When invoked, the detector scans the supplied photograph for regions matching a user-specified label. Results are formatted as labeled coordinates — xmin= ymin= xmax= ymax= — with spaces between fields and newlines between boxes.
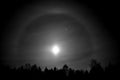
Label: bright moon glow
xmin=52 ymin=45 xmax=60 ymax=56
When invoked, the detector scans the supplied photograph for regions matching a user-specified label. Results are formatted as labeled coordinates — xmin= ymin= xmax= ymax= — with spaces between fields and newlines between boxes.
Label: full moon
xmin=52 ymin=45 xmax=60 ymax=56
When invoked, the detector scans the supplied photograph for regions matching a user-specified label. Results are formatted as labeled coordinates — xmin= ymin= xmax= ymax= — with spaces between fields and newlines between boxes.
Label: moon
xmin=52 ymin=45 xmax=60 ymax=56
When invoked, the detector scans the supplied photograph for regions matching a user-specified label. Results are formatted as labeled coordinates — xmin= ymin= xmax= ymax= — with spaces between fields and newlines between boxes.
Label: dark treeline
xmin=0 ymin=59 xmax=119 ymax=80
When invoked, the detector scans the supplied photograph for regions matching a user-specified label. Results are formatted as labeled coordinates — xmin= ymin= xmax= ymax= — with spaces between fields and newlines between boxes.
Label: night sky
xmin=1 ymin=0 xmax=120 ymax=69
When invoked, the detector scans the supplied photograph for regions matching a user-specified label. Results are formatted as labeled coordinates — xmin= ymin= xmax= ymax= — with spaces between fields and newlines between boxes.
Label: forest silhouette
xmin=0 ymin=59 xmax=119 ymax=80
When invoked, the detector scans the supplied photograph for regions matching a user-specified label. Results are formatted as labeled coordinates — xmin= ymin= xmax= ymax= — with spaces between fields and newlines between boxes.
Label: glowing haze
xmin=1 ymin=0 xmax=119 ymax=69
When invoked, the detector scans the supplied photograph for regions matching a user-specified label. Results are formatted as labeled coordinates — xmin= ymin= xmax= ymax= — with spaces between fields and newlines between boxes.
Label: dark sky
xmin=1 ymin=0 xmax=120 ymax=69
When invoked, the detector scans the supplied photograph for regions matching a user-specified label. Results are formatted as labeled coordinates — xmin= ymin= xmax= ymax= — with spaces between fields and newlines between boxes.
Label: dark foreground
xmin=0 ymin=60 xmax=119 ymax=80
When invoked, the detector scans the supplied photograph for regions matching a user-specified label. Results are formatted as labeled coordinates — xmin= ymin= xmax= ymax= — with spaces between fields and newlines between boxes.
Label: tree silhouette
xmin=63 ymin=64 xmax=69 ymax=70
xmin=89 ymin=59 xmax=104 ymax=80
